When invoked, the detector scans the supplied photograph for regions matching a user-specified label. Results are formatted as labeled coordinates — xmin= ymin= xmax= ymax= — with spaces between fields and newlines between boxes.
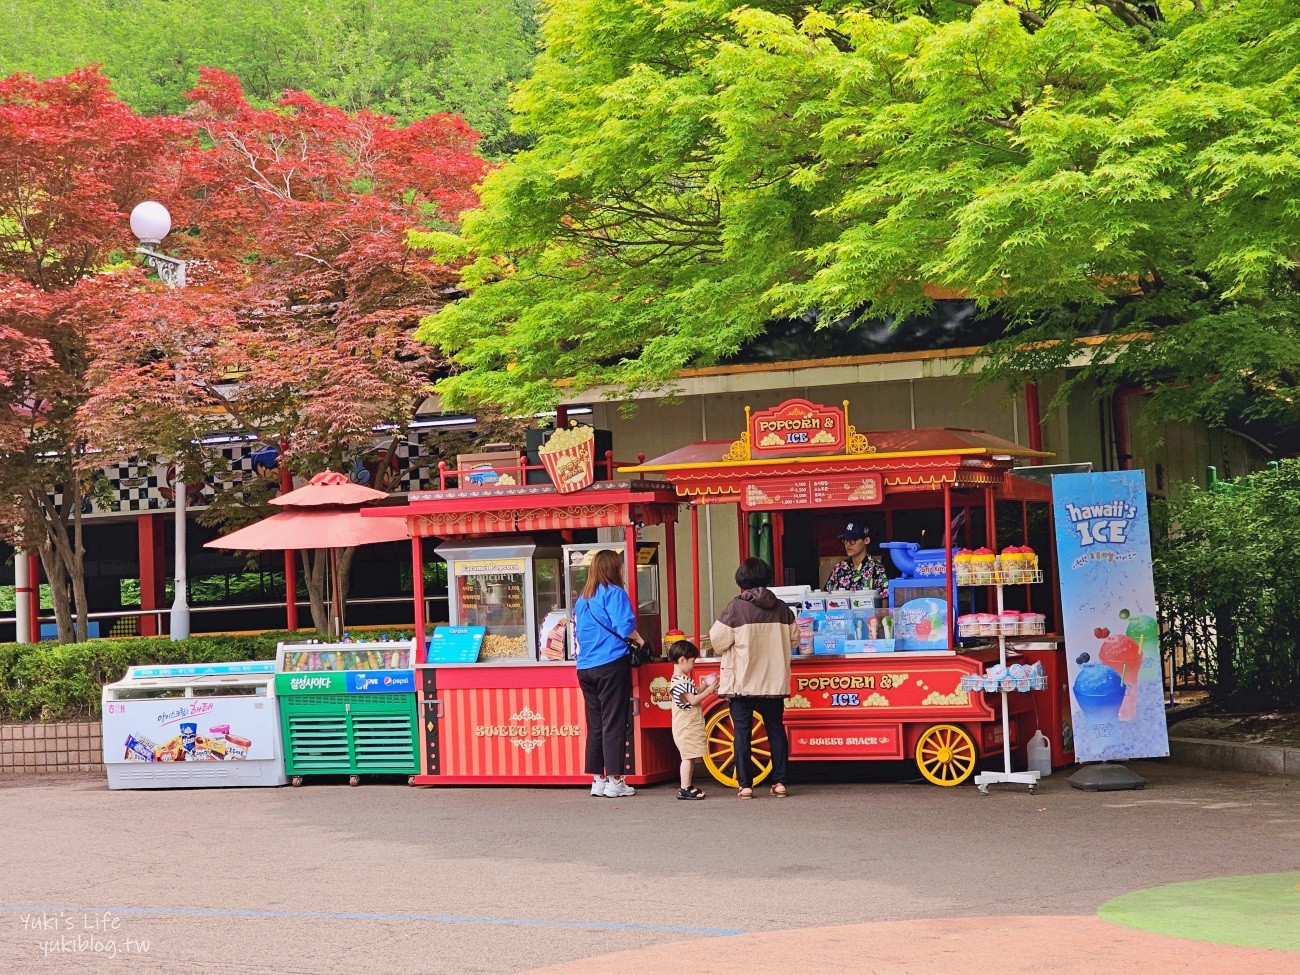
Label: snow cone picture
xmin=1071 ymin=652 xmax=1126 ymax=724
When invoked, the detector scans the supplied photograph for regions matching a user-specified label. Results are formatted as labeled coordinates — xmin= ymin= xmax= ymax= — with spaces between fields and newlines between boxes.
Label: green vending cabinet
xmin=275 ymin=641 xmax=419 ymax=786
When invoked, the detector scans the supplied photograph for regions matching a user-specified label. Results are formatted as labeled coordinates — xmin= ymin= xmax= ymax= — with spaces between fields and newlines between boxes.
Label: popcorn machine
xmin=436 ymin=539 xmax=563 ymax=661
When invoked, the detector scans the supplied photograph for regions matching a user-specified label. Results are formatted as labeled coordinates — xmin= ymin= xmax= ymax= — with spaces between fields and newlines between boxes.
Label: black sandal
xmin=677 ymin=787 xmax=706 ymax=800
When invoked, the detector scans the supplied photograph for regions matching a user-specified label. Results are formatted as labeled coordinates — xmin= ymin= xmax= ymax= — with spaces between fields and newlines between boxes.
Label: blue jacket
xmin=573 ymin=584 xmax=636 ymax=670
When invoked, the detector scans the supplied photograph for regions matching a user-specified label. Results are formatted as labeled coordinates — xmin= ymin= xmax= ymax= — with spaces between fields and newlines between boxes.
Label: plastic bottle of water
xmin=1027 ymin=730 xmax=1052 ymax=777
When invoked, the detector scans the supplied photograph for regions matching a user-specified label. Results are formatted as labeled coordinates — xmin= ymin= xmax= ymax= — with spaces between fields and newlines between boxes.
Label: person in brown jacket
xmin=709 ymin=557 xmax=800 ymax=798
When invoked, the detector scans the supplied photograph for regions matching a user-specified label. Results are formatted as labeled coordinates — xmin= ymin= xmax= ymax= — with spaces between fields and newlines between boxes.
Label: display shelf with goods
xmin=971 ymin=579 xmax=1044 ymax=795
xmin=102 ymin=662 xmax=286 ymax=789
xmin=274 ymin=639 xmax=419 ymax=786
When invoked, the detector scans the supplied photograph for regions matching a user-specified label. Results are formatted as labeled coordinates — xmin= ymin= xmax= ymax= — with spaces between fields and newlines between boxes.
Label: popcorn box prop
xmin=538 ymin=425 xmax=596 ymax=493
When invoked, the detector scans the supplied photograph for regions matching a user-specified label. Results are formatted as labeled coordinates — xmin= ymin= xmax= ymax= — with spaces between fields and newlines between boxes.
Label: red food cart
xmin=368 ymin=450 xmax=685 ymax=787
xmin=621 ymin=398 xmax=1073 ymax=789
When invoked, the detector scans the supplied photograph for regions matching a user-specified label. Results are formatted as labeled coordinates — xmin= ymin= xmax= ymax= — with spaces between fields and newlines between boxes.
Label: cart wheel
xmin=702 ymin=708 xmax=773 ymax=788
xmin=978 ymin=785 xmax=989 ymax=796
xmin=291 ymin=776 xmax=303 ymax=788
xmin=348 ymin=775 xmax=360 ymax=787
xmin=915 ymin=724 xmax=977 ymax=787
xmin=407 ymin=776 xmax=416 ymax=786
xmin=1028 ymin=784 xmax=1038 ymax=795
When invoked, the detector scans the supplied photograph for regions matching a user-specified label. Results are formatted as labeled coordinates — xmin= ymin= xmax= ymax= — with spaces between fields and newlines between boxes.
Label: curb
xmin=1168 ymin=735 xmax=1300 ymax=778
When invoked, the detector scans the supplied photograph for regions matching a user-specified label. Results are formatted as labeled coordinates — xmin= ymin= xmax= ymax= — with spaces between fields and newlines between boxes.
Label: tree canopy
xmin=424 ymin=0 xmax=1300 ymax=430
xmin=0 ymin=0 xmax=539 ymax=155
xmin=0 ymin=66 xmax=488 ymax=639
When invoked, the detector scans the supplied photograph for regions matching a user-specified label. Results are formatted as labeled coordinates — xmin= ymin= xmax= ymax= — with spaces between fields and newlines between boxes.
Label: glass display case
xmin=436 ymin=538 xmax=563 ymax=661
xmin=563 ymin=542 xmax=661 ymax=656
xmin=276 ymin=641 xmax=414 ymax=672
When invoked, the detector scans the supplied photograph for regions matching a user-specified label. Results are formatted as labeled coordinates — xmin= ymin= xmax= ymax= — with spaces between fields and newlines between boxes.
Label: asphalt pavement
xmin=2 ymin=761 xmax=1297 ymax=974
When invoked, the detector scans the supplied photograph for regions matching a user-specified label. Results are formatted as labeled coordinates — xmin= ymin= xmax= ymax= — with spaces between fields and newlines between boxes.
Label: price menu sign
xmin=740 ymin=474 xmax=883 ymax=511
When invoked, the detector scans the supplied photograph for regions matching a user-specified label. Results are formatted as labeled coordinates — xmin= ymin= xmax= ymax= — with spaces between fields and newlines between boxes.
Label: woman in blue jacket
xmin=573 ymin=549 xmax=645 ymax=798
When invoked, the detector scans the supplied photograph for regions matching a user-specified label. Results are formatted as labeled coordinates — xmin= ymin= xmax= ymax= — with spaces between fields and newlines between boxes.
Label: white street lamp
xmin=131 ymin=201 xmax=190 ymax=640
xmin=131 ymin=201 xmax=186 ymax=287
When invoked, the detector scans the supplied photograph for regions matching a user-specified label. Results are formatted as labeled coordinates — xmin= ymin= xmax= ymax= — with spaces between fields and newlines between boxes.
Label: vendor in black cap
xmin=824 ymin=521 xmax=889 ymax=600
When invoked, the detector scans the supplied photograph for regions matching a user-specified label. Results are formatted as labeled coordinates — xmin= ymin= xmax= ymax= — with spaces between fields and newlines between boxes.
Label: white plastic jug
xmin=1027 ymin=730 xmax=1052 ymax=777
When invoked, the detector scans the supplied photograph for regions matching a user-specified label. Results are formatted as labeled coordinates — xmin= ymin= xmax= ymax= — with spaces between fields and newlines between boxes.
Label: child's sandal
xmin=770 ymin=783 xmax=788 ymax=798
xmin=677 ymin=787 xmax=705 ymax=800
xmin=737 ymin=787 xmax=754 ymax=799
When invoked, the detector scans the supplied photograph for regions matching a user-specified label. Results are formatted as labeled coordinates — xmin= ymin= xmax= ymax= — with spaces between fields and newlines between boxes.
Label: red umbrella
xmin=269 ymin=470 xmax=389 ymax=508
xmin=204 ymin=509 xmax=408 ymax=550
xmin=205 ymin=471 xmax=408 ymax=637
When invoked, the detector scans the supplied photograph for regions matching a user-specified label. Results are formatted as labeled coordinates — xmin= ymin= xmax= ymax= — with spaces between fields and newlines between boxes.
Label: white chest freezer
xmin=102 ymin=661 xmax=286 ymax=789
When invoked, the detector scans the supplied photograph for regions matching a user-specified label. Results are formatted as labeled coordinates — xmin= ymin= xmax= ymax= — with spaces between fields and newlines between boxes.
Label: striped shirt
xmin=671 ymin=674 xmax=697 ymax=710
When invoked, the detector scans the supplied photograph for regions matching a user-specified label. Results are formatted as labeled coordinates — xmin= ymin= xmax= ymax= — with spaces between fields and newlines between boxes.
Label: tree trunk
xmin=70 ymin=493 xmax=90 ymax=642
xmin=336 ymin=547 xmax=354 ymax=622
xmin=36 ymin=537 xmax=73 ymax=643
xmin=31 ymin=485 xmax=87 ymax=643
xmin=302 ymin=550 xmax=329 ymax=636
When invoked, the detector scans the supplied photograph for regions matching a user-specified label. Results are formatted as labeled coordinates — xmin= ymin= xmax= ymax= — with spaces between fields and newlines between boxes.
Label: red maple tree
xmin=82 ymin=69 xmax=489 ymax=632
xmin=0 ymin=68 xmax=190 ymax=642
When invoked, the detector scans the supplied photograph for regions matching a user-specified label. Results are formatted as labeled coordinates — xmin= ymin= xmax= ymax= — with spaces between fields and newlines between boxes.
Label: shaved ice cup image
xmin=1072 ymin=662 xmax=1125 ymax=724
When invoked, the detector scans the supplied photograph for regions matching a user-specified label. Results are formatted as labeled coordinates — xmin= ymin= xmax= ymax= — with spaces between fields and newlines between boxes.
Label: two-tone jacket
xmin=708 ymin=588 xmax=799 ymax=697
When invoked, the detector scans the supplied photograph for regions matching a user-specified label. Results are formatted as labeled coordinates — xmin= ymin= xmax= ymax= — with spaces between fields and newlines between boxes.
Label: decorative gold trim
xmin=847 ymin=425 xmax=874 ymax=455
xmin=723 ymin=430 xmax=751 ymax=463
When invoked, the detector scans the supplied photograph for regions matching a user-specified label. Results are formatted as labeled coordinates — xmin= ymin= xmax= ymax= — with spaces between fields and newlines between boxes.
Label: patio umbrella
xmin=206 ymin=472 xmax=409 ymax=638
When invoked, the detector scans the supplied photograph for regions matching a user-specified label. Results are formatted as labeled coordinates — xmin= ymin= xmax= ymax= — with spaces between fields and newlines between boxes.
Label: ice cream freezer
xmin=101 ymin=661 xmax=286 ymax=789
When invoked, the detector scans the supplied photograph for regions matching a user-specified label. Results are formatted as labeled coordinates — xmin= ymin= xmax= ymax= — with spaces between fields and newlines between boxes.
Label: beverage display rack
xmin=968 ymin=569 xmax=1045 ymax=795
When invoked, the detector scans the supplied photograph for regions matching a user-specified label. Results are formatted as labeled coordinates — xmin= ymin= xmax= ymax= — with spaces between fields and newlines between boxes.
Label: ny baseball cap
xmin=839 ymin=522 xmax=870 ymax=541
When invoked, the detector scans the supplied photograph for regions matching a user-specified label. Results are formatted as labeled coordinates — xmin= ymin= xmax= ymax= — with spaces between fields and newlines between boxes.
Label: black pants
xmin=729 ymin=695 xmax=789 ymax=789
xmin=578 ymin=656 xmax=632 ymax=777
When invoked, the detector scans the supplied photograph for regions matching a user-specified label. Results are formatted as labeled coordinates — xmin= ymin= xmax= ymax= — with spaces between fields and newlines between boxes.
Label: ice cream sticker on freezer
xmin=1052 ymin=470 xmax=1169 ymax=763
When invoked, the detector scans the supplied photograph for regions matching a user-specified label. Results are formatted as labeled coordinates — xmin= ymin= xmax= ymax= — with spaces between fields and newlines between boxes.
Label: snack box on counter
xmin=845 ymin=639 xmax=896 ymax=654
xmin=812 ymin=635 xmax=896 ymax=655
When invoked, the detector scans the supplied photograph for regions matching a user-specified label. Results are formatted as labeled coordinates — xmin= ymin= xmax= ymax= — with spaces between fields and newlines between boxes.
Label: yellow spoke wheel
xmin=915 ymin=724 xmax=977 ymax=786
xmin=702 ymin=708 xmax=773 ymax=788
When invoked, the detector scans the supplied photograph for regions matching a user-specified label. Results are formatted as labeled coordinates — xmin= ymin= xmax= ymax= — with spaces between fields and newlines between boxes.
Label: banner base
xmin=1068 ymin=762 xmax=1146 ymax=792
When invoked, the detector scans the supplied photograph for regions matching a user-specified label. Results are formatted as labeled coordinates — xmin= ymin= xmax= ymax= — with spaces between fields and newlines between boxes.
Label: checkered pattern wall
xmin=51 ymin=430 xmax=448 ymax=520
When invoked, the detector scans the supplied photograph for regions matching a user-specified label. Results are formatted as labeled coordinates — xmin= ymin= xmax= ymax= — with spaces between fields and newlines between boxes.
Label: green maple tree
xmin=423 ymin=0 xmax=1300 ymax=434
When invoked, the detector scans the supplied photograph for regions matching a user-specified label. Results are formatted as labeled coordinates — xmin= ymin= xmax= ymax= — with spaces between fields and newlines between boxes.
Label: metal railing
xmin=1159 ymin=596 xmax=1216 ymax=702
xmin=0 ymin=593 xmax=450 ymax=640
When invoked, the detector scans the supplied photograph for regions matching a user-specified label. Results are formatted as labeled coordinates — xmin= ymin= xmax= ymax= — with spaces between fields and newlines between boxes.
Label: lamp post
xmin=131 ymin=201 xmax=190 ymax=640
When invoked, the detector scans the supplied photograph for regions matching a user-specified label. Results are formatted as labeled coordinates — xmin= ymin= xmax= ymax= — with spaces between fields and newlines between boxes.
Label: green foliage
xmin=1154 ymin=461 xmax=1300 ymax=708
xmin=0 ymin=0 xmax=539 ymax=156
xmin=0 ymin=629 xmax=419 ymax=721
xmin=0 ymin=634 xmax=278 ymax=721
xmin=425 ymin=0 xmax=1300 ymax=429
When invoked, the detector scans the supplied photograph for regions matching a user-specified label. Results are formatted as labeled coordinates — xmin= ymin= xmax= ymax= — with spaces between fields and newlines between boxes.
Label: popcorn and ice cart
xmin=274 ymin=640 xmax=418 ymax=786
xmin=622 ymin=398 xmax=1071 ymax=788
xmin=366 ymin=456 xmax=686 ymax=786
xmin=102 ymin=661 xmax=285 ymax=789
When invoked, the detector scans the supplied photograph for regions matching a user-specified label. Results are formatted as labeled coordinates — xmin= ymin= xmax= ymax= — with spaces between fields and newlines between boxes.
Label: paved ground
xmin=1 ymin=761 xmax=1298 ymax=974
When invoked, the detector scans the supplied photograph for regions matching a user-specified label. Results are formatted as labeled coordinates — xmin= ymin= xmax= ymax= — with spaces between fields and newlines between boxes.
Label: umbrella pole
xmin=330 ymin=549 xmax=344 ymax=640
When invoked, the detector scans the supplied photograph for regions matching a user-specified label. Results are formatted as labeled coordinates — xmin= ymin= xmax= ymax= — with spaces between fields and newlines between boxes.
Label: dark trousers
xmin=729 ymin=695 xmax=789 ymax=788
xmin=577 ymin=656 xmax=632 ymax=777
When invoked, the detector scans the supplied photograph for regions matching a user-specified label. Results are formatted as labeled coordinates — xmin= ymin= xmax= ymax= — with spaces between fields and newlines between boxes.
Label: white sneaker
xmin=603 ymin=778 xmax=635 ymax=798
xmin=591 ymin=776 xmax=608 ymax=797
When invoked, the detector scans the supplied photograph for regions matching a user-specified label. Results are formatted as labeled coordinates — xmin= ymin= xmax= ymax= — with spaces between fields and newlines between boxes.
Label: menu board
xmin=740 ymin=474 xmax=883 ymax=511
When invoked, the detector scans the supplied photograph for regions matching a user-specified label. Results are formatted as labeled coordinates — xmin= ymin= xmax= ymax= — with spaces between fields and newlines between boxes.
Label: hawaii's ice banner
xmin=1052 ymin=470 xmax=1169 ymax=763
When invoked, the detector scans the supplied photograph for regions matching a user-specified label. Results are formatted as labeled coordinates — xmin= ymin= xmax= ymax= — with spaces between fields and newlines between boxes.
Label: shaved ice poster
xmin=1052 ymin=470 xmax=1169 ymax=763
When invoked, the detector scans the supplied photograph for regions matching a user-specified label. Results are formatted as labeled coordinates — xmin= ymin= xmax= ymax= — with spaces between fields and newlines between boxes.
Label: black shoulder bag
xmin=581 ymin=597 xmax=653 ymax=666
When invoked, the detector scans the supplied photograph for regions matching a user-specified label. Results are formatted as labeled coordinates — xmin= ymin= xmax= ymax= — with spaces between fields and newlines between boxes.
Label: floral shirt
xmin=824 ymin=557 xmax=889 ymax=597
